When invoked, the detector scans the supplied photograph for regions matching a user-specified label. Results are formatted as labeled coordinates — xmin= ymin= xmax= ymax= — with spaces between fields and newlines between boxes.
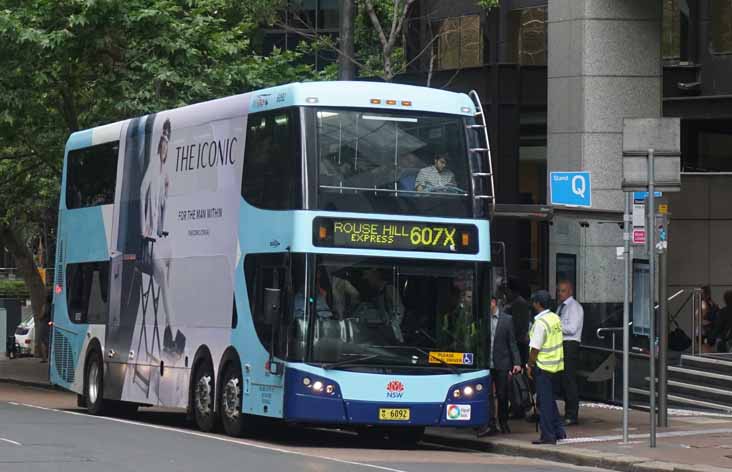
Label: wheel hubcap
xmin=223 ymin=377 xmax=241 ymax=421
xmin=88 ymin=361 xmax=99 ymax=405
xmin=195 ymin=374 xmax=212 ymax=417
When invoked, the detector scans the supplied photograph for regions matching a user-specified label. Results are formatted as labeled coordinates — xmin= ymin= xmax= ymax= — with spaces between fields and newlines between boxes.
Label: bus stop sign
xmin=550 ymin=172 xmax=591 ymax=208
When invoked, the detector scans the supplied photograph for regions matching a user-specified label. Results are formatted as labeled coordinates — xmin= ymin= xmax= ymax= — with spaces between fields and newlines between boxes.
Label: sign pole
xmin=658 ymin=223 xmax=668 ymax=428
xmin=647 ymin=149 xmax=657 ymax=448
xmin=623 ymin=191 xmax=632 ymax=444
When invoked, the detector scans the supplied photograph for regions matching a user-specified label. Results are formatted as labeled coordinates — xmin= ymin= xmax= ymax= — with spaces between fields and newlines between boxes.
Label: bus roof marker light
xmin=401 ymin=100 xmax=412 ymax=107
xmin=306 ymin=97 xmax=319 ymax=104
xmin=370 ymin=98 xmax=381 ymax=104
xmin=386 ymin=99 xmax=397 ymax=105
xmin=461 ymin=106 xmax=471 ymax=113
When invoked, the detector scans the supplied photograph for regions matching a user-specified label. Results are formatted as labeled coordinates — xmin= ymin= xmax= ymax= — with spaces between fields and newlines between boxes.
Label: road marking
xmin=561 ymin=427 xmax=732 ymax=445
xmin=0 ymin=437 xmax=22 ymax=446
xmin=11 ymin=402 xmax=407 ymax=472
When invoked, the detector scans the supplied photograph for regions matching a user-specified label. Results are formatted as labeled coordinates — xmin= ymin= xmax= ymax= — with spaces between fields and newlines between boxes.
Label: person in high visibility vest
xmin=526 ymin=290 xmax=566 ymax=445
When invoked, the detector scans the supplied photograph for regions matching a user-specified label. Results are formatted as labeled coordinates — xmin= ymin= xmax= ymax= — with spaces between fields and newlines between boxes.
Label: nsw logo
xmin=385 ymin=380 xmax=405 ymax=399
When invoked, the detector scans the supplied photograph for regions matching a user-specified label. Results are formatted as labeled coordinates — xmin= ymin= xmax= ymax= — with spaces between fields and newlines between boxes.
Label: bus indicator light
xmin=386 ymin=99 xmax=397 ymax=105
xmin=370 ymin=98 xmax=381 ymax=104
xmin=319 ymin=226 xmax=328 ymax=240
xmin=54 ymin=284 xmax=62 ymax=295
xmin=461 ymin=233 xmax=470 ymax=246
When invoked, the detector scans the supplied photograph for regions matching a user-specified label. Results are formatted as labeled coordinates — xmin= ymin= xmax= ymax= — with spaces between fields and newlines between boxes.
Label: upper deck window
xmin=66 ymin=141 xmax=119 ymax=209
xmin=312 ymin=109 xmax=473 ymax=217
xmin=242 ymin=108 xmax=302 ymax=210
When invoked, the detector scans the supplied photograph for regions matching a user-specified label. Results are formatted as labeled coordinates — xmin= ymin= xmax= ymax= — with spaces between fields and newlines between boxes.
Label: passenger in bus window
xmin=293 ymin=270 xmax=334 ymax=319
xmin=330 ymin=271 xmax=360 ymax=318
xmin=414 ymin=153 xmax=457 ymax=192
xmin=139 ymin=118 xmax=184 ymax=356
xmin=363 ymin=268 xmax=404 ymax=342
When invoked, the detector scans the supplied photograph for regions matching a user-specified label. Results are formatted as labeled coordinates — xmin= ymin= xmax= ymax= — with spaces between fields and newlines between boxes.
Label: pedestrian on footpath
xmin=557 ymin=280 xmax=583 ymax=426
xmin=526 ymin=290 xmax=566 ymax=445
xmin=477 ymin=296 xmax=522 ymax=437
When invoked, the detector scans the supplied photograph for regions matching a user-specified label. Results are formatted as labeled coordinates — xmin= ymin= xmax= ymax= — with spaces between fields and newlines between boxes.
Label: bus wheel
xmin=85 ymin=351 xmax=106 ymax=415
xmin=388 ymin=427 xmax=424 ymax=449
xmin=220 ymin=362 xmax=247 ymax=437
xmin=192 ymin=359 xmax=216 ymax=432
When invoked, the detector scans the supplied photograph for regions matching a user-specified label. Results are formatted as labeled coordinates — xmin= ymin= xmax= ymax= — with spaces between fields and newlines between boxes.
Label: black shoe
xmin=163 ymin=326 xmax=174 ymax=352
xmin=499 ymin=422 xmax=511 ymax=434
xmin=476 ymin=425 xmax=500 ymax=438
xmin=532 ymin=438 xmax=557 ymax=445
xmin=564 ymin=418 xmax=578 ymax=426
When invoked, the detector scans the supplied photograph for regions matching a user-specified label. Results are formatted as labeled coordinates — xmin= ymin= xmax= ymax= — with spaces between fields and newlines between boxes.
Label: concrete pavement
xmin=3 ymin=357 xmax=732 ymax=471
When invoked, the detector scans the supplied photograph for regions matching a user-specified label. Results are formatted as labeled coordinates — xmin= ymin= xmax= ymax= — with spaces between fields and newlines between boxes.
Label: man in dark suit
xmin=478 ymin=296 xmax=522 ymax=436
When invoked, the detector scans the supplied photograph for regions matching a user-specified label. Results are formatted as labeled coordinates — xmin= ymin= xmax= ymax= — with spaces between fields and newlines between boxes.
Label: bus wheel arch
xmin=189 ymin=346 xmax=217 ymax=432
xmin=83 ymin=340 xmax=106 ymax=415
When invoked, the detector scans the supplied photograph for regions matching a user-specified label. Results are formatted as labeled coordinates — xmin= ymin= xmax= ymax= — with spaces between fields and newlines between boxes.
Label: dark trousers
xmin=561 ymin=340 xmax=580 ymax=421
xmin=535 ymin=367 xmax=566 ymax=441
xmin=489 ymin=368 xmax=509 ymax=426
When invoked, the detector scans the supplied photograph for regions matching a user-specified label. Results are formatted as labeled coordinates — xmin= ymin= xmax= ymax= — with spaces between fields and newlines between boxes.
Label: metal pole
xmin=648 ymin=149 xmax=657 ymax=448
xmin=659 ymin=222 xmax=668 ymax=428
xmin=623 ymin=191 xmax=632 ymax=444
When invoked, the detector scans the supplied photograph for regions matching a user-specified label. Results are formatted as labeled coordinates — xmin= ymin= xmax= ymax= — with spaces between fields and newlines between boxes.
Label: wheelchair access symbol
xmin=462 ymin=353 xmax=474 ymax=365
xmin=550 ymin=172 xmax=592 ymax=208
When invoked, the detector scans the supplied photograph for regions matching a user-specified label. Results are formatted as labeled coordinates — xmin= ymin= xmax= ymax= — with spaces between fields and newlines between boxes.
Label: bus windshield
xmin=312 ymin=109 xmax=473 ymax=217
xmin=300 ymin=255 xmax=486 ymax=370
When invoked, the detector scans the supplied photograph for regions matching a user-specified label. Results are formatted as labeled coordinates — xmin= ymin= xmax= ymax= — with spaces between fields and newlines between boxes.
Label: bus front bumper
xmin=283 ymin=368 xmax=490 ymax=428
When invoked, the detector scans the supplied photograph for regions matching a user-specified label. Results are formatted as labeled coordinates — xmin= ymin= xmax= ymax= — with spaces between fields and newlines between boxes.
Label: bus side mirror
xmin=263 ymin=288 xmax=282 ymax=325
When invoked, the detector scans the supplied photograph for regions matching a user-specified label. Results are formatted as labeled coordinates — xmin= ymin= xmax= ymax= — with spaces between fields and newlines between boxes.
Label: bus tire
xmin=388 ymin=426 xmax=424 ymax=448
xmin=220 ymin=362 xmax=247 ymax=437
xmin=192 ymin=358 xmax=216 ymax=432
xmin=85 ymin=350 xmax=106 ymax=415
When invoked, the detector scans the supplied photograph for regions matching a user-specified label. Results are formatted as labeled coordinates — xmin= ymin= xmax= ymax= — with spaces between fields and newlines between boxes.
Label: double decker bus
xmin=50 ymin=81 xmax=496 ymax=443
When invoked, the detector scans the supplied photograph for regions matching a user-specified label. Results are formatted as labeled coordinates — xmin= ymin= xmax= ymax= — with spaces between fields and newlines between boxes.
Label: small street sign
xmin=633 ymin=229 xmax=646 ymax=245
xmin=550 ymin=171 xmax=591 ymax=207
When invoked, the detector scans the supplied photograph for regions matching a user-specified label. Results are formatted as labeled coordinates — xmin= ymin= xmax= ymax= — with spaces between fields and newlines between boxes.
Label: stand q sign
xmin=550 ymin=172 xmax=592 ymax=208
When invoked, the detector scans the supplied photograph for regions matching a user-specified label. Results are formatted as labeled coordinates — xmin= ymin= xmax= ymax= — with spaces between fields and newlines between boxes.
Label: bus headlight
xmin=303 ymin=377 xmax=311 ymax=386
xmin=453 ymin=388 xmax=462 ymax=399
xmin=312 ymin=381 xmax=324 ymax=392
xmin=475 ymin=383 xmax=483 ymax=392
xmin=463 ymin=386 xmax=474 ymax=397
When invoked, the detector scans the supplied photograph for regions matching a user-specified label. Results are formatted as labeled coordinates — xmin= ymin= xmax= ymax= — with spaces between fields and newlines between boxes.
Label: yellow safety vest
xmin=530 ymin=312 xmax=564 ymax=373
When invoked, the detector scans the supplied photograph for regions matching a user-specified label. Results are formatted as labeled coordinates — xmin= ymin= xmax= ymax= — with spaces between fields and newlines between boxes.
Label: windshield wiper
xmin=413 ymin=347 xmax=461 ymax=375
xmin=321 ymin=354 xmax=382 ymax=370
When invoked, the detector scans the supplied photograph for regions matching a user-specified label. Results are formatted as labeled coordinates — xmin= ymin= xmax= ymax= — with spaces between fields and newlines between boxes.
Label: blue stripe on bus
xmin=238 ymin=199 xmax=490 ymax=262
xmin=286 ymin=363 xmax=489 ymax=403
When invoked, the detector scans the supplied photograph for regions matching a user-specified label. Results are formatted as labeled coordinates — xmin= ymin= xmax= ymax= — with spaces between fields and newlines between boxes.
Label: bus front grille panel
xmin=53 ymin=329 xmax=75 ymax=384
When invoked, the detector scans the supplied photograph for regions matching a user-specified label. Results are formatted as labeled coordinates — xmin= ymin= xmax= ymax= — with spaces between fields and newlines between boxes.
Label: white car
xmin=14 ymin=317 xmax=35 ymax=356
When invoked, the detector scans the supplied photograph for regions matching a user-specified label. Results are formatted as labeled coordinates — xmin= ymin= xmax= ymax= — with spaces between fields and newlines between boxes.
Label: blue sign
xmin=633 ymin=191 xmax=662 ymax=202
xmin=550 ymin=172 xmax=591 ymax=208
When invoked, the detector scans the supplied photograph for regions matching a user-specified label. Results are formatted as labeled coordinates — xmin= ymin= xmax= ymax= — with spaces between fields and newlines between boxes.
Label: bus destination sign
xmin=313 ymin=217 xmax=478 ymax=254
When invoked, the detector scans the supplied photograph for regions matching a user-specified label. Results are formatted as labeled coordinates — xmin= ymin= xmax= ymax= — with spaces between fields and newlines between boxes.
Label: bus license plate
xmin=378 ymin=408 xmax=410 ymax=421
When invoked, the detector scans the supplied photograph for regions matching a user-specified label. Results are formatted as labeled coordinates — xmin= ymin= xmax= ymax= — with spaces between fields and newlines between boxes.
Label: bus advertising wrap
xmin=105 ymin=104 xmax=246 ymax=407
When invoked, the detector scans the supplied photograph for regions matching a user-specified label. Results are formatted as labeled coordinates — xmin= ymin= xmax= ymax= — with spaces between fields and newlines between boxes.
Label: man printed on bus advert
xmin=139 ymin=118 xmax=185 ymax=356
xmin=415 ymin=153 xmax=456 ymax=192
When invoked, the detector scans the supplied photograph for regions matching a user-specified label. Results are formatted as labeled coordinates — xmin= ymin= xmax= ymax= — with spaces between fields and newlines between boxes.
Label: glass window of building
xmin=433 ymin=15 xmax=483 ymax=70
xmin=662 ymin=0 xmax=691 ymax=61
xmin=508 ymin=7 xmax=547 ymax=66
xmin=712 ymin=0 xmax=732 ymax=54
